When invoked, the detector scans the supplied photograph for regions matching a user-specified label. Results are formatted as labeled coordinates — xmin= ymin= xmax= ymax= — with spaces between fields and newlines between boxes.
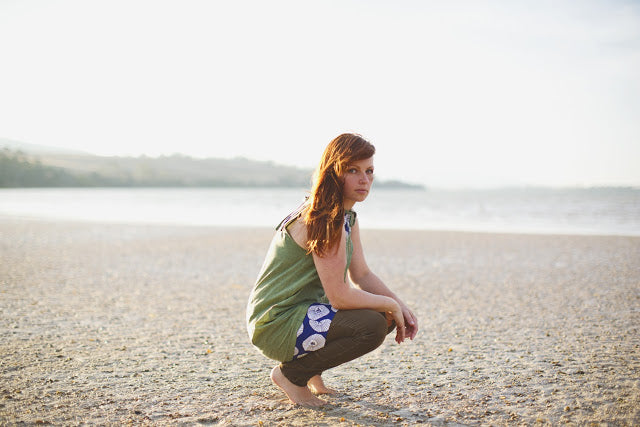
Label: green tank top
xmin=246 ymin=208 xmax=357 ymax=362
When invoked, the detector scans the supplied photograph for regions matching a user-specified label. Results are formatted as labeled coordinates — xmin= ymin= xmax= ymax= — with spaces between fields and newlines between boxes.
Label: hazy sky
xmin=1 ymin=0 xmax=639 ymax=188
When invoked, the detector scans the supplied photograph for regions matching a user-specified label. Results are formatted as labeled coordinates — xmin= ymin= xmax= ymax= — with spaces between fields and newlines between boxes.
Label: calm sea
xmin=1 ymin=187 xmax=639 ymax=236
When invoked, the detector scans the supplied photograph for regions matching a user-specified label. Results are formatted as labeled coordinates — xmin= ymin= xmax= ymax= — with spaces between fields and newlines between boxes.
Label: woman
xmin=246 ymin=133 xmax=418 ymax=407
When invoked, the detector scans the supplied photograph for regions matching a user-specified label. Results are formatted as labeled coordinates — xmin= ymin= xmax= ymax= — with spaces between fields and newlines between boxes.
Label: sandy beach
xmin=1 ymin=219 xmax=639 ymax=425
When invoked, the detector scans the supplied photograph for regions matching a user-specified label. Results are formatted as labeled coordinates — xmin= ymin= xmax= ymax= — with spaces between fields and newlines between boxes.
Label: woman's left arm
xmin=348 ymin=219 xmax=418 ymax=340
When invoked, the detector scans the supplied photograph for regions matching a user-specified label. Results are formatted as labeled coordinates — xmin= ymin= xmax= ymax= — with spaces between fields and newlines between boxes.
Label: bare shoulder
xmin=286 ymin=218 xmax=308 ymax=250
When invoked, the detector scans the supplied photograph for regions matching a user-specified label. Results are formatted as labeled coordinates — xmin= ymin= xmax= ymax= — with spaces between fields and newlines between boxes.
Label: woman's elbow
xmin=326 ymin=292 xmax=352 ymax=310
xmin=327 ymin=296 xmax=348 ymax=310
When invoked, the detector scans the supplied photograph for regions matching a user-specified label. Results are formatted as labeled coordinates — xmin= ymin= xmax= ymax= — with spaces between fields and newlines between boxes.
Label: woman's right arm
xmin=312 ymin=229 xmax=406 ymax=342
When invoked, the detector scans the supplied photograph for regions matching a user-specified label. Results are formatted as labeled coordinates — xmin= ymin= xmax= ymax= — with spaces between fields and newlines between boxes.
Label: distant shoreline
xmin=0 ymin=147 xmax=425 ymax=189
xmin=1 ymin=186 xmax=639 ymax=237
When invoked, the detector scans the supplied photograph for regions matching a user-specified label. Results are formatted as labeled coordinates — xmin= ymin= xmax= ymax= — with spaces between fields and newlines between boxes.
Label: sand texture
xmin=1 ymin=219 xmax=639 ymax=426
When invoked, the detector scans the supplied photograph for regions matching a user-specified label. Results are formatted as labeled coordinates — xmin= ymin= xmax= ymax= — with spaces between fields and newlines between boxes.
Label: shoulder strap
xmin=276 ymin=198 xmax=309 ymax=231
xmin=344 ymin=210 xmax=357 ymax=233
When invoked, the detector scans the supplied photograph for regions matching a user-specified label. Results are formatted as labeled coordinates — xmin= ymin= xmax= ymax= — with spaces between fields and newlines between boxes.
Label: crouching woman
xmin=246 ymin=133 xmax=418 ymax=406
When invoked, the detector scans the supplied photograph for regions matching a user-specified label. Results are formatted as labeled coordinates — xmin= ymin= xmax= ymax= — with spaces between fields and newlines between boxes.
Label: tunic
xmin=246 ymin=208 xmax=356 ymax=362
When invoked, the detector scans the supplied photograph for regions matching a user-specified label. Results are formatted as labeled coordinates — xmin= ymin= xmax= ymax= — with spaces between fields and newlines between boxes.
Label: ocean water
xmin=1 ymin=187 xmax=639 ymax=236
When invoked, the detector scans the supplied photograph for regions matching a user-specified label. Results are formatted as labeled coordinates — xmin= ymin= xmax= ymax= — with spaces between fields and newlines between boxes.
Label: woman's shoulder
xmin=286 ymin=218 xmax=308 ymax=250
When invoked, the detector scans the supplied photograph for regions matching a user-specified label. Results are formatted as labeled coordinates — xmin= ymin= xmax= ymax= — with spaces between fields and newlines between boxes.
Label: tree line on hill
xmin=0 ymin=149 xmax=111 ymax=187
xmin=0 ymin=148 xmax=424 ymax=189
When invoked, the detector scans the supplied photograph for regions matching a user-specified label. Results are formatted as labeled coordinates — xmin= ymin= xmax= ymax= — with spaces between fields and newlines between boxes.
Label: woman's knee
xmin=332 ymin=309 xmax=388 ymax=350
xmin=363 ymin=310 xmax=389 ymax=348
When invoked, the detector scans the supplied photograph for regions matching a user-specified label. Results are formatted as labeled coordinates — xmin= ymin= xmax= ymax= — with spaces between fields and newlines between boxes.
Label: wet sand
xmin=1 ymin=219 xmax=639 ymax=425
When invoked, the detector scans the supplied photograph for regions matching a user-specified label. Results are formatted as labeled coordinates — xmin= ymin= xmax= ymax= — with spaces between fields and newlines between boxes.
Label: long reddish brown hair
xmin=303 ymin=133 xmax=375 ymax=256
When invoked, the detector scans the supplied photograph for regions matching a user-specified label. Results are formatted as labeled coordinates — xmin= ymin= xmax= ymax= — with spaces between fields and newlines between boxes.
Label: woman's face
xmin=342 ymin=156 xmax=375 ymax=209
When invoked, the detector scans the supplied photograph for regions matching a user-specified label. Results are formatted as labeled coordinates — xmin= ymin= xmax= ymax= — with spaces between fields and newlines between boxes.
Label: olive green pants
xmin=279 ymin=309 xmax=395 ymax=387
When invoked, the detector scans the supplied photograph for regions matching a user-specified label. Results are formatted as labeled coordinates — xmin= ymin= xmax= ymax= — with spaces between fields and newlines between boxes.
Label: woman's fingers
xmin=401 ymin=306 xmax=418 ymax=340
xmin=406 ymin=311 xmax=418 ymax=340
xmin=405 ymin=323 xmax=418 ymax=340
xmin=389 ymin=308 xmax=405 ymax=343
xmin=395 ymin=325 xmax=405 ymax=344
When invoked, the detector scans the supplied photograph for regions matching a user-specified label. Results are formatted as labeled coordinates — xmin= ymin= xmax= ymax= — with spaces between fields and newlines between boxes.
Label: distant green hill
xmin=0 ymin=144 xmax=425 ymax=189
xmin=0 ymin=149 xmax=313 ymax=187
xmin=0 ymin=149 xmax=111 ymax=187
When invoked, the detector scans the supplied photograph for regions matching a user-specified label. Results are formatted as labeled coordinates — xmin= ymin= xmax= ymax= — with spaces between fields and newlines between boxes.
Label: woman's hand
xmin=387 ymin=301 xmax=418 ymax=343
xmin=386 ymin=301 xmax=406 ymax=344
xmin=400 ymin=302 xmax=418 ymax=340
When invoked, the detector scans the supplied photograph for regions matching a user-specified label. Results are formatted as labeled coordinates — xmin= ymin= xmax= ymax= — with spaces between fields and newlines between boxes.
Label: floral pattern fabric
xmin=293 ymin=303 xmax=337 ymax=359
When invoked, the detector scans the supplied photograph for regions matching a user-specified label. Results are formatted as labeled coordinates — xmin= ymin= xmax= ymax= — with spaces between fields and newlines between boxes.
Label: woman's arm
xmin=311 ymin=226 xmax=407 ymax=343
xmin=348 ymin=219 xmax=418 ymax=340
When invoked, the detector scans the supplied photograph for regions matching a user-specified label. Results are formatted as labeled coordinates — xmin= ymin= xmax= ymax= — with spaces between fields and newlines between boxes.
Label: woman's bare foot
xmin=270 ymin=366 xmax=327 ymax=407
xmin=307 ymin=375 xmax=337 ymax=395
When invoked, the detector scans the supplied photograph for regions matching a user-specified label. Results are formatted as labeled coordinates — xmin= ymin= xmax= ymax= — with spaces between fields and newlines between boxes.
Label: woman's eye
xmin=366 ymin=169 xmax=374 ymax=175
xmin=348 ymin=168 xmax=357 ymax=173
